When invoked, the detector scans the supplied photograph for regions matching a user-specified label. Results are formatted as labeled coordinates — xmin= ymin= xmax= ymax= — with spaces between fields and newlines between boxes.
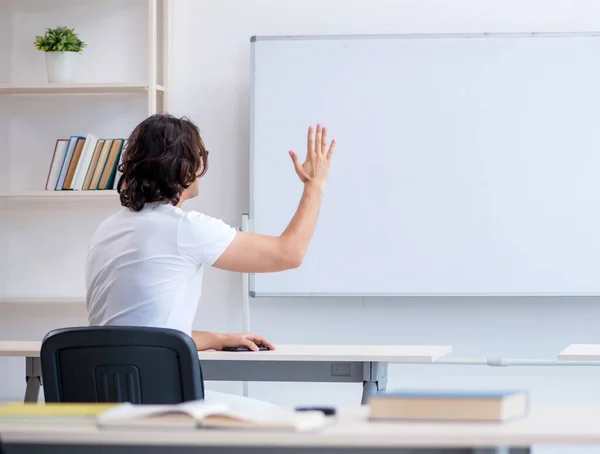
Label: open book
xmin=97 ymin=401 xmax=331 ymax=432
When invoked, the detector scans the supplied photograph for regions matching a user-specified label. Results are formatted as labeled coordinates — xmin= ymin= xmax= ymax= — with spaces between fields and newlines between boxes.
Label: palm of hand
xmin=298 ymin=160 xmax=315 ymax=182
xmin=289 ymin=124 xmax=335 ymax=186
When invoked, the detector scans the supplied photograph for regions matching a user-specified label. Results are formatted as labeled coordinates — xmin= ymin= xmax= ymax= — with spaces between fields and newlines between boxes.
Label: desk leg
xmin=24 ymin=357 xmax=41 ymax=403
xmin=361 ymin=362 xmax=388 ymax=404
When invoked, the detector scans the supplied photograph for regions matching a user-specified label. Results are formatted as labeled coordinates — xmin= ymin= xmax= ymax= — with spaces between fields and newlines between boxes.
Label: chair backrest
xmin=40 ymin=326 xmax=204 ymax=404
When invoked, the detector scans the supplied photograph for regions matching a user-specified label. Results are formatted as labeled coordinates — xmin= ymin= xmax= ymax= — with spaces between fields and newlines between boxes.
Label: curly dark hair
xmin=117 ymin=113 xmax=208 ymax=211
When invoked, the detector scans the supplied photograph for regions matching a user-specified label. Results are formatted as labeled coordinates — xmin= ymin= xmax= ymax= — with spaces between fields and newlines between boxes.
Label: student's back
xmin=83 ymin=114 xmax=335 ymax=409
xmin=85 ymin=202 xmax=236 ymax=336
xmin=84 ymin=114 xmax=334 ymax=352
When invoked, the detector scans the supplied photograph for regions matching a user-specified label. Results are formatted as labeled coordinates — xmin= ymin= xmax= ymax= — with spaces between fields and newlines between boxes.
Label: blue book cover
xmin=377 ymin=390 xmax=524 ymax=399
xmin=55 ymin=135 xmax=85 ymax=190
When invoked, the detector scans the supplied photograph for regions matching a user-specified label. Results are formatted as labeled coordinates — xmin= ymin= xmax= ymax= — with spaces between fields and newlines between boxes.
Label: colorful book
xmin=0 ymin=403 xmax=119 ymax=422
xmin=98 ymin=139 xmax=124 ymax=190
xmin=369 ymin=389 xmax=528 ymax=422
xmin=71 ymin=134 xmax=99 ymax=190
xmin=54 ymin=136 xmax=84 ymax=190
xmin=45 ymin=139 xmax=68 ymax=190
xmin=44 ymin=135 xmax=128 ymax=191
xmin=82 ymin=139 xmax=106 ymax=190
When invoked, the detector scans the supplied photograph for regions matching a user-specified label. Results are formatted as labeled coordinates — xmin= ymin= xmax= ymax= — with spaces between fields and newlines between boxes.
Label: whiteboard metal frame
xmin=248 ymin=292 xmax=600 ymax=298
xmin=247 ymin=31 xmax=600 ymax=299
xmin=250 ymin=32 xmax=600 ymax=42
xmin=241 ymin=213 xmax=251 ymax=397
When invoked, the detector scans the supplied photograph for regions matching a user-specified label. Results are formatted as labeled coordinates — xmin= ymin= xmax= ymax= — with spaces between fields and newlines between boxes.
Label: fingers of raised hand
xmin=327 ymin=138 xmax=336 ymax=161
xmin=307 ymin=126 xmax=314 ymax=157
xmin=314 ymin=124 xmax=322 ymax=156
xmin=321 ymin=127 xmax=328 ymax=156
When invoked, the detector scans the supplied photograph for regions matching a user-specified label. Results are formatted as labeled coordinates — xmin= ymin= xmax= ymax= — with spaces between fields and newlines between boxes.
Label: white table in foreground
xmin=0 ymin=342 xmax=452 ymax=404
xmin=2 ymin=405 xmax=600 ymax=454
xmin=558 ymin=344 xmax=600 ymax=361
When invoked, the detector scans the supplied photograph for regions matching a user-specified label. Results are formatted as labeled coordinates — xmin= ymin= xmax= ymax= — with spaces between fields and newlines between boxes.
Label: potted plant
xmin=34 ymin=26 xmax=86 ymax=84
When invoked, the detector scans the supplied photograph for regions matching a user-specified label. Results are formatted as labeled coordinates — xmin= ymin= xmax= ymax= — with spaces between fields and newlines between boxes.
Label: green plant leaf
xmin=33 ymin=26 xmax=86 ymax=52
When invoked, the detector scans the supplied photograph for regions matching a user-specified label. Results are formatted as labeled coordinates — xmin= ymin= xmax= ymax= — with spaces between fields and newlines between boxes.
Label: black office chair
xmin=40 ymin=326 xmax=204 ymax=404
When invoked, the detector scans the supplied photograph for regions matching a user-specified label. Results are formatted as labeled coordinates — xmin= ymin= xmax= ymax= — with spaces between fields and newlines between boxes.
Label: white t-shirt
xmin=84 ymin=202 xmax=237 ymax=336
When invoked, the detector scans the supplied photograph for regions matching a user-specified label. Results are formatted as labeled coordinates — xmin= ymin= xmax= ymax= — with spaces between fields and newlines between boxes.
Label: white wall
xmin=2 ymin=1 xmax=600 ymax=452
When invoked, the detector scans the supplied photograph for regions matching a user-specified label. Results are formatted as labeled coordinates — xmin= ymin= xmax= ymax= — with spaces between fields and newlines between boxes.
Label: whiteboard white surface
xmin=249 ymin=33 xmax=600 ymax=296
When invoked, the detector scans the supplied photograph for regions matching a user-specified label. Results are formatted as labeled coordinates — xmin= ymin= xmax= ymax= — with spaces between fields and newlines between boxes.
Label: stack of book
xmin=44 ymin=135 xmax=128 ymax=191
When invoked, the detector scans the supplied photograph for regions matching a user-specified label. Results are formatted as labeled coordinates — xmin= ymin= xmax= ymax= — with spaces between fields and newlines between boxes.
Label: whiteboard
xmin=249 ymin=33 xmax=600 ymax=297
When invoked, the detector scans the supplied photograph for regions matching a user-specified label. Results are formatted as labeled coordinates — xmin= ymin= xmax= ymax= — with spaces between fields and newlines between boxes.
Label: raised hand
xmin=289 ymin=124 xmax=336 ymax=190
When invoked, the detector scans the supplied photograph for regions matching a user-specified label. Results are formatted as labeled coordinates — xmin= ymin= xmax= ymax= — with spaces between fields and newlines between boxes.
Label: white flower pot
xmin=44 ymin=51 xmax=80 ymax=84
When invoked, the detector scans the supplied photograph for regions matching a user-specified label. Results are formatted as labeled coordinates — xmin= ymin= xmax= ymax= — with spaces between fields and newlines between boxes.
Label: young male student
xmin=84 ymin=113 xmax=335 ymax=405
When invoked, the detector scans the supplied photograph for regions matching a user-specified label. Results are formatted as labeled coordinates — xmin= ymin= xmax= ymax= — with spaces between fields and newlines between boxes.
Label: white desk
xmin=558 ymin=344 xmax=600 ymax=361
xmin=2 ymin=405 xmax=600 ymax=454
xmin=0 ymin=341 xmax=451 ymax=404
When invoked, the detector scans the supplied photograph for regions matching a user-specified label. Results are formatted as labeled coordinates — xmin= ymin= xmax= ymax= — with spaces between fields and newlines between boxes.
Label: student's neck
xmin=176 ymin=194 xmax=188 ymax=207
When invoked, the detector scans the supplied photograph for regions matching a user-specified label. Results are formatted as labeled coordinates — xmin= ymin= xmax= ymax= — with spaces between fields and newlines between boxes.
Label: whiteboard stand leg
xmin=241 ymin=213 xmax=251 ymax=398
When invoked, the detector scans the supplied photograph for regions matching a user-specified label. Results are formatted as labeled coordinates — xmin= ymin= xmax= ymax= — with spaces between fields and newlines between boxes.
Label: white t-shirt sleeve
xmin=177 ymin=211 xmax=237 ymax=265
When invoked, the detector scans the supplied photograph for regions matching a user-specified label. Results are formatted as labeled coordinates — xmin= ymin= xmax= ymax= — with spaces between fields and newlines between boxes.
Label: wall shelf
xmin=0 ymin=297 xmax=84 ymax=305
xmin=0 ymin=190 xmax=118 ymax=201
xmin=0 ymin=0 xmax=171 ymax=310
xmin=0 ymin=83 xmax=165 ymax=95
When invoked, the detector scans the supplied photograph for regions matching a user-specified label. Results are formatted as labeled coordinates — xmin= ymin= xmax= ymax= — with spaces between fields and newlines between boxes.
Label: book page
xmin=97 ymin=401 xmax=229 ymax=426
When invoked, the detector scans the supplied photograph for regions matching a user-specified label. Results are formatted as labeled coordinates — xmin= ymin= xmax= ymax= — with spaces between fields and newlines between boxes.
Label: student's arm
xmin=213 ymin=184 xmax=323 ymax=272
xmin=213 ymin=124 xmax=335 ymax=274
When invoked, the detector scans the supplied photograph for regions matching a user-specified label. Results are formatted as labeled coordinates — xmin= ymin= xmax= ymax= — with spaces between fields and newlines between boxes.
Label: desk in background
xmin=558 ymin=344 xmax=600 ymax=361
xmin=0 ymin=341 xmax=452 ymax=404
